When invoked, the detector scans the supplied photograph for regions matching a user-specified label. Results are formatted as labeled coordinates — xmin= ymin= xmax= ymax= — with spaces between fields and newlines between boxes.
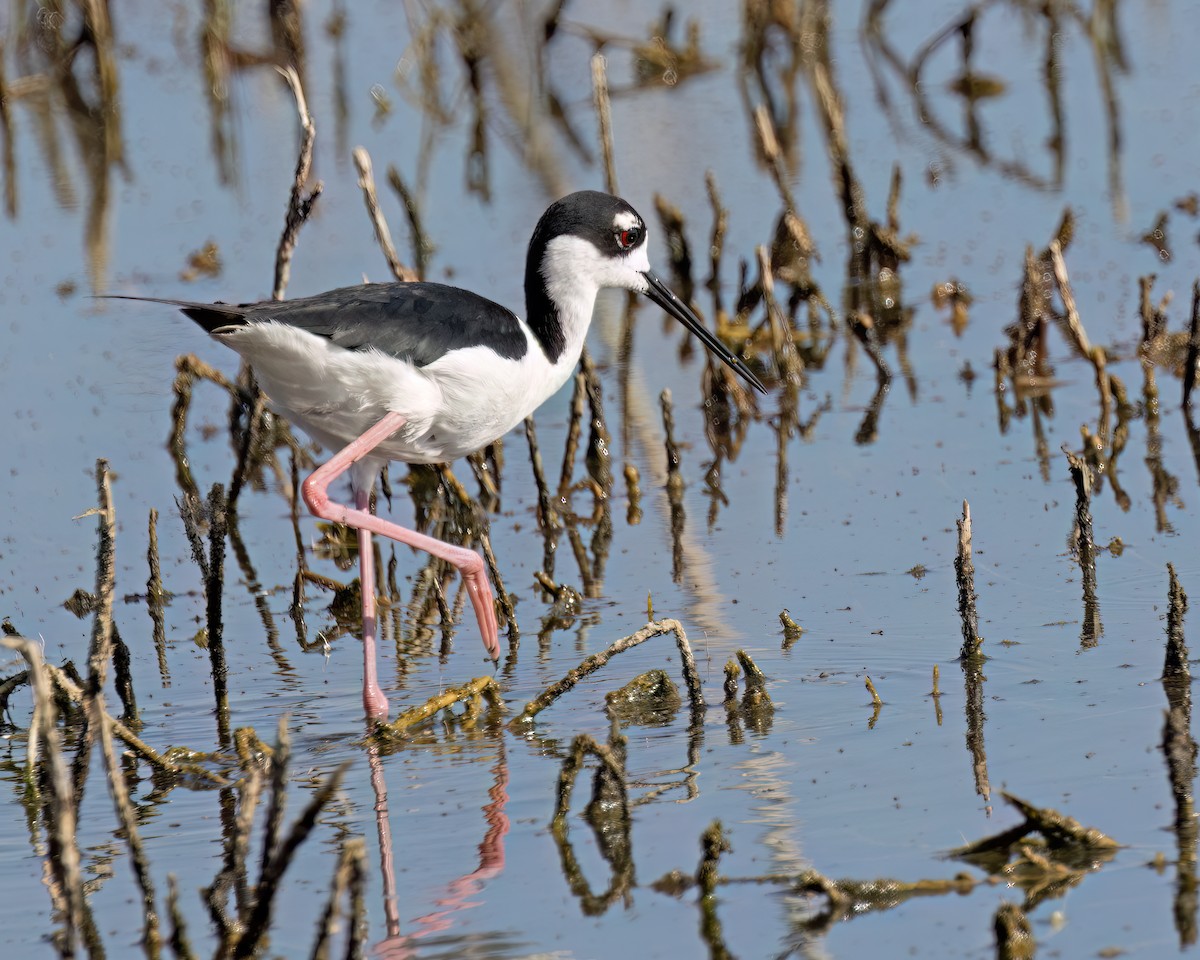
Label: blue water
xmin=2 ymin=1 xmax=1200 ymax=957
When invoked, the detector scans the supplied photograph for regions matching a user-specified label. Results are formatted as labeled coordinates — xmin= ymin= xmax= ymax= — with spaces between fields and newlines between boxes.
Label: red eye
xmin=617 ymin=226 xmax=643 ymax=250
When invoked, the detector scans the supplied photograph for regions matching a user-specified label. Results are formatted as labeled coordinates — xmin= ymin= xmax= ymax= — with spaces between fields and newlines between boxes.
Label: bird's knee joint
xmin=301 ymin=475 xmax=327 ymax=515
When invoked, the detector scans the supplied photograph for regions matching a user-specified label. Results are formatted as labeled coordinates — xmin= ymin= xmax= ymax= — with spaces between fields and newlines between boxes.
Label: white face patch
xmin=541 ymin=234 xmax=650 ymax=304
xmin=626 ymin=242 xmax=651 ymax=274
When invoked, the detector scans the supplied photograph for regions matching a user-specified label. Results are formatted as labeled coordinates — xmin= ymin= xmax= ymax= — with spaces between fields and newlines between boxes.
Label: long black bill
xmin=640 ymin=270 xmax=767 ymax=394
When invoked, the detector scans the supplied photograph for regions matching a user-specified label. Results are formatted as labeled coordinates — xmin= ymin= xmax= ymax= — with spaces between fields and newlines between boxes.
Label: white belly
xmin=219 ymin=321 xmax=575 ymax=463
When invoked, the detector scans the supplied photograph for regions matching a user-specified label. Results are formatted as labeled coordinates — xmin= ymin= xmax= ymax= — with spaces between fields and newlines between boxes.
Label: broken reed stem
xmin=1161 ymin=562 xmax=1197 ymax=925
xmin=696 ymin=819 xmax=735 ymax=960
xmin=272 ymin=65 xmax=323 ymax=301
xmin=955 ymin=500 xmax=982 ymax=659
xmin=807 ymin=18 xmax=869 ymax=235
xmin=994 ymin=902 xmax=1035 ymax=959
xmin=207 ymin=484 xmax=232 ymax=747
xmin=468 ymin=446 xmax=502 ymax=502
xmin=310 ymin=838 xmax=368 ymax=960
xmin=1092 ymin=347 xmax=1112 ymax=450
xmin=259 ymin=717 xmax=291 ymax=892
xmin=753 ymin=103 xmax=797 ymax=212
xmin=0 ymin=35 xmax=13 ymax=218
xmin=386 ymin=165 xmax=431 ymax=280
xmin=171 ymin=354 xmax=240 ymax=501
xmin=785 ymin=869 xmax=979 ymax=913
xmin=93 ymin=695 xmax=162 ymax=956
xmin=757 ymin=244 xmax=800 ymax=379
xmin=209 ymin=733 xmax=266 ymax=942
xmin=705 ymin=171 xmax=727 ymax=315
xmin=524 ymin=416 xmax=559 ymax=530
xmin=85 ymin=459 xmax=117 ymax=697
xmin=591 ymin=52 xmax=618 ymax=195
xmin=437 ymin=462 xmax=473 ymax=510
xmin=887 ymin=164 xmax=902 ymax=232
xmin=736 ymin=650 xmax=768 ymax=693
xmin=178 ymin=491 xmax=210 ymax=581
xmin=1050 ymin=239 xmax=1112 ymax=444
xmin=231 ymin=764 xmax=265 ymax=922
xmin=479 ymin=532 xmax=519 ymax=646
xmin=166 ymin=875 xmax=197 ymax=960
xmin=347 ymin=831 xmax=368 ymax=948
xmin=352 ymin=146 xmax=417 ymax=282
xmin=565 ymin=529 xmax=596 ymax=597
xmin=723 ymin=659 xmax=740 ymax=702
xmin=698 ymin=820 xmax=730 ymax=897
xmin=931 ymin=663 xmax=943 ymax=726
xmin=80 ymin=463 xmax=162 ymax=953
xmin=1165 ymin=563 xmax=1190 ymax=682
xmin=559 ymin=371 xmax=587 ymax=495
xmin=1048 ymin=239 xmax=1093 ymax=360
xmin=232 ymin=761 xmax=352 ymax=959
xmin=1063 ymin=447 xmax=1100 ymax=646
xmin=654 ymin=194 xmax=695 ymax=306
xmin=0 ymin=668 xmax=29 ymax=716
xmin=41 ymin=663 xmax=226 ymax=784
xmin=375 ymin=676 xmax=503 ymax=739
xmin=992 ymin=791 xmax=1120 ymax=850
xmin=552 ymin=733 xmax=630 ymax=830
xmin=288 ymin=455 xmax=312 ymax=640
xmin=847 ymin=312 xmax=892 ymax=381
xmin=579 ymin=349 xmax=614 ymax=493
xmin=1185 ymin=280 xmax=1200 ymax=409
xmin=147 ymin=508 xmax=170 ymax=685
xmin=779 ymin=609 xmax=802 ymax=648
xmin=661 ymin=389 xmax=683 ymax=488
xmin=111 ymin=623 xmax=138 ymax=724
xmin=512 ymin=619 xmax=703 ymax=725
xmin=70 ymin=458 xmax=118 ymax=804
xmin=227 ymin=389 xmax=266 ymax=511
xmin=962 ymin=652 xmax=991 ymax=805
xmin=1 ymin=636 xmax=88 ymax=957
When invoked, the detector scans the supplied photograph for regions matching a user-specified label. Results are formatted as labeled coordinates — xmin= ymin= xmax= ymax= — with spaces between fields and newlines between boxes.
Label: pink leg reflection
xmin=369 ymin=739 xmax=510 ymax=959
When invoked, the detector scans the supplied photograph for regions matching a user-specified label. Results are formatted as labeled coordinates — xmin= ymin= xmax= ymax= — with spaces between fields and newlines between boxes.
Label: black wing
xmin=104 ymin=282 xmax=528 ymax=368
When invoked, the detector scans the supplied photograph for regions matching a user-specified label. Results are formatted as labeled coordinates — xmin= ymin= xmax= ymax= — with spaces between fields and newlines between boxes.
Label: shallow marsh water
xmin=3 ymin=0 xmax=1200 ymax=957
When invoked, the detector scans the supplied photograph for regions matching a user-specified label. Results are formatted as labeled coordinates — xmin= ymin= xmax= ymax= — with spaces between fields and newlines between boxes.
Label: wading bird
xmin=110 ymin=190 xmax=765 ymax=718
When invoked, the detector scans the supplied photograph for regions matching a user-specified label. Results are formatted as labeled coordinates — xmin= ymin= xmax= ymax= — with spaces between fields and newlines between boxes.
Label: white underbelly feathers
xmin=220 ymin=321 xmax=571 ymax=464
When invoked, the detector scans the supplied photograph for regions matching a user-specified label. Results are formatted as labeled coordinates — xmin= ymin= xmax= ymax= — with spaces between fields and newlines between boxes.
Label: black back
xmin=166 ymin=282 xmax=527 ymax=368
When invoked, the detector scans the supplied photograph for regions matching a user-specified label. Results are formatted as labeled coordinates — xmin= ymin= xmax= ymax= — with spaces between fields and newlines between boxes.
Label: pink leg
xmin=355 ymin=487 xmax=388 ymax=719
xmin=301 ymin=413 xmax=501 ymax=719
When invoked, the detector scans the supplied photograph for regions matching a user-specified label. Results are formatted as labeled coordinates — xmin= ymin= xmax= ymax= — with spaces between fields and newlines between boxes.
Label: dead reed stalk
xmin=273 ymin=65 xmax=323 ymax=300
xmin=512 ymin=619 xmax=704 ymax=726
xmin=955 ymin=500 xmax=982 ymax=659
xmin=352 ymin=146 xmax=417 ymax=282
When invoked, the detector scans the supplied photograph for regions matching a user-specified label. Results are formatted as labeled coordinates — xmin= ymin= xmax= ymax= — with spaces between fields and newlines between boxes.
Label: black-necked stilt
xmin=108 ymin=190 xmax=765 ymax=719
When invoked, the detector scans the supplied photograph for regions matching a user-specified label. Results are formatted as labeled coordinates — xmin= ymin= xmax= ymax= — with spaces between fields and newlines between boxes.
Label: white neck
xmin=537 ymin=233 xmax=650 ymax=365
